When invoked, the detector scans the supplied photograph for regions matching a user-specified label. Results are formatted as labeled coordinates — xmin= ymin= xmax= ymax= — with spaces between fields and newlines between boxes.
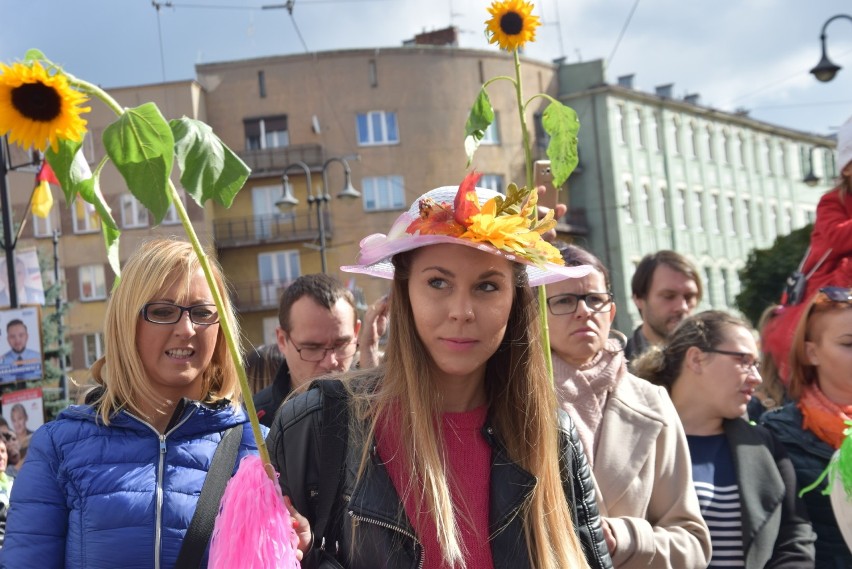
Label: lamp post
xmin=810 ymin=14 xmax=852 ymax=82
xmin=276 ymin=157 xmax=360 ymax=273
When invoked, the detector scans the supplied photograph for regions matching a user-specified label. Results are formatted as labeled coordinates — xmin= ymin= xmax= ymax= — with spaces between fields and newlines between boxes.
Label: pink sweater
xmin=376 ymin=405 xmax=493 ymax=569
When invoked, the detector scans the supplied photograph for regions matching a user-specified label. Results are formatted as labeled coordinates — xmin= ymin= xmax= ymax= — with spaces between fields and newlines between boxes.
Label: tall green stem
xmin=512 ymin=48 xmax=554 ymax=382
xmin=74 ymin=74 xmax=273 ymax=473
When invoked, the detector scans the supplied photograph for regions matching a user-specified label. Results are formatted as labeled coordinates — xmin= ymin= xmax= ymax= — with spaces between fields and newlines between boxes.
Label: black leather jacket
xmin=267 ymin=383 xmax=613 ymax=569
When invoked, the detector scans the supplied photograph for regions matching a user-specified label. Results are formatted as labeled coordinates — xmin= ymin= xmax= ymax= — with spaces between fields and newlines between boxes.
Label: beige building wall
xmin=197 ymin=46 xmax=558 ymax=347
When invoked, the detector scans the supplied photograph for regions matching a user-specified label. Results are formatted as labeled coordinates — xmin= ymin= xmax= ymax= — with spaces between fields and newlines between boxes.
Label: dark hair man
xmin=251 ymin=274 xmax=388 ymax=427
xmin=624 ymin=250 xmax=702 ymax=361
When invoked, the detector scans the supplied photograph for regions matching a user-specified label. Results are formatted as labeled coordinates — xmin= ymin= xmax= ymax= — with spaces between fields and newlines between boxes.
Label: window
xmin=121 ymin=195 xmax=149 ymax=229
xmin=689 ymin=123 xmax=699 ymax=158
xmin=706 ymin=128 xmax=715 ymax=162
xmin=651 ymin=113 xmax=662 ymax=151
xmin=72 ymin=199 xmax=99 ymax=234
xmin=676 ymin=188 xmax=687 ymax=229
xmin=742 ymin=198 xmax=752 ymax=237
xmin=692 ymin=190 xmax=704 ymax=231
xmin=704 ymin=267 xmax=715 ymax=306
xmin=738 ymin=135 xmax=747 ymax=168
xmin=479 ymin=174 xmax=505 ymax=194
xmin=726 ymin=197 xmax=736 ymax=235
xmin=768 ymin=204 xmax=778 ymax=238
xmin=161 ymin=201 xmax=181 ymax=225
xmin=634 ymin=109 xmax=645 ymax=148
xmin=356 ymin=111 xmax=399 ymax=146
xmin=640 ymin=184 xmax=651 ymax=224
xmin=258 ymin=250 xmax=300 ymax=305
xmin=363 ymin=176 xmax=405 ymax=211
xmin=623 ymin=181 xmax=634 ymax=223
xmin=672 ymin=119 xmax=683 ymax=155
xmin=710 ymin=194 xmax=721 ymax=234
xmin=658 ymin=186 xmax=670 ymax=227
xmin=244 ymin=116 xmax=289 ymax=150
xmin=824 ymin=148 xmax=836 ymax=179
xmin=33 ymin=207 xmax=61 ymax=238
xmin=43 ymin=267 xmax=67 ymax=302
xmin=722 ymin=131 xmax=730 ymax=165
xmin=79 ymin=264 xmax=106 ymax=301
xmin=784 ymin=206 xmax=793 ymax=232
xmin=615 ymin=104 xmax=627 ymax=145
xmin=779 ymin=144 xmax=788 ymax=176
xmin=252 ymin=186 xmax=295 ymax=239
xmin=764 ymin=140 xmax=773 ymax=175
xmin=84 ymin=333 xmax=104 ymax=368
xmin=480 ymin=113 xmax=500 ymax=145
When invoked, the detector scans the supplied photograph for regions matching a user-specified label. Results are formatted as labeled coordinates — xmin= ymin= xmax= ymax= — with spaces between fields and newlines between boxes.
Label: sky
xmin=2 ymin=0 xmax=852 ymax=137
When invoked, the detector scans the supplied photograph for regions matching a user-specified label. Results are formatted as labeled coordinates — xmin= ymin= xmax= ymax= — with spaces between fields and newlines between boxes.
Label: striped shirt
xmin=687 ymin=434 xmax=745 ymax=568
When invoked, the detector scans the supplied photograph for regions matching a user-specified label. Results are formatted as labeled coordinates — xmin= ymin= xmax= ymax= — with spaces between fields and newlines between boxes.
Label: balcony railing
xmin=556 ymin=207 xmax=589 ymax=236
xmin=230 ymin=279 xmax=295 ymax=312
xmin=237 ymin=144 xmax=324 ymax=175
xmin=214 ymin=210 xmax=331 ymax=249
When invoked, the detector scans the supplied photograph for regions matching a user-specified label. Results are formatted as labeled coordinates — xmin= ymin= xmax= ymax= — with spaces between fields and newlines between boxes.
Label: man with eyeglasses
xmin=251 ymin=274 xmax=386 ymax=428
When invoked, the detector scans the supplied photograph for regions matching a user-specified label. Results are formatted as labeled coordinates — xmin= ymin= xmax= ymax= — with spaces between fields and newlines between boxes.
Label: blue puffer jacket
xmin=0 ymin=400 xmax=260 ymax=569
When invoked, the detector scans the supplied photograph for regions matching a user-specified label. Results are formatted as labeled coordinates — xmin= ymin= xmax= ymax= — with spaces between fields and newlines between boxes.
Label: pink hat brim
xmin=340 ymin=186 xmax=591 ymax=286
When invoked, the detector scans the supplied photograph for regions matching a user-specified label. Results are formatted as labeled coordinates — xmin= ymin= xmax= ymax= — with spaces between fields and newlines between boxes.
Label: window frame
xmin=356 ymin=111 xmax=400 ymax=146
xmin=78 ymin=264 xmax=107 ymax=301
xmin=362 ymin=175 xmax=406 ymax=212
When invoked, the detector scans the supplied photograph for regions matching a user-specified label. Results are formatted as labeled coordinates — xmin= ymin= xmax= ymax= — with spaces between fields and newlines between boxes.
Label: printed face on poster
xmin=0 ymin=247 xmax=45 ymax=308
xmin=1 ymin=387 xmax=44 ymax=438
xmin=0 ymin=307 xmax=43 ymax=383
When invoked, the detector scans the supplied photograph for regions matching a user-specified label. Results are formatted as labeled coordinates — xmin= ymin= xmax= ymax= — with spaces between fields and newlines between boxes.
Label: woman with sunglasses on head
xmin=268 ymin=176 xmax=614 ymax=568
xmin=761 ymin=286 xmax=852 ymax=567
xmin=1 ymin=239 xmax=261 ymax=569
xmin=545 ymin=244 xmax=710 ymax=568
xmin=632 ymin=311 xmax=815 ymax=568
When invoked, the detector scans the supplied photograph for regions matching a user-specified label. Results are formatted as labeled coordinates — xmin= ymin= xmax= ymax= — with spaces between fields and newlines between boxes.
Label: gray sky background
xmin=2 ymin=0 xmax=852 ymax=136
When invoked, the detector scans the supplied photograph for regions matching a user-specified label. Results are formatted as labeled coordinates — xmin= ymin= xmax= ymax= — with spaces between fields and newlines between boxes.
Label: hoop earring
xmin=607 ymin=329 xmax=628 ymax=353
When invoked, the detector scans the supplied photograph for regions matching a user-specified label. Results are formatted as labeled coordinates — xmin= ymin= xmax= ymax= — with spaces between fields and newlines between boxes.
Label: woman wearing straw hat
xmin=268 ymin=175 xmax=613 ymax=569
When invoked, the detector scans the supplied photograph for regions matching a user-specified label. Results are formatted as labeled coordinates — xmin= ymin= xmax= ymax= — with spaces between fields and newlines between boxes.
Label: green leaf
xmin=542 ymin=100 xmax=580 ymax=187
xmin=23 ymin=49 xmax=47 ymax=62
xmin=45 ymin=138 xmax=85 ymax=205
xmin=463 ymin=88 xmax=495 ymax=166
xmin=102 ymin=220 xmax=121 ymax=280
xmin=103 ymin=102 xmax=175 ymax=224
xmin=75 ymin=173 xmax=118 ymax=232
xmin=170 ymin=117 xmax=250 ymax=209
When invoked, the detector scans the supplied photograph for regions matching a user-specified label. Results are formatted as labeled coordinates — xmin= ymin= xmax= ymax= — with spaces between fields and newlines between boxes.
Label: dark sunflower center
xmin=500 ymin=12 xmax=524 ymax=35
xmin=11 ymin=83 xmax=62 ymax=122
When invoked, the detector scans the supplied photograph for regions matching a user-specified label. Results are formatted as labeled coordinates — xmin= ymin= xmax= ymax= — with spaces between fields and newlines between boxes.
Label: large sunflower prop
xmin=486 ymin=0 xmax=540 ymax=51
xmin=0 ymin=60 xmax=90 ymax=153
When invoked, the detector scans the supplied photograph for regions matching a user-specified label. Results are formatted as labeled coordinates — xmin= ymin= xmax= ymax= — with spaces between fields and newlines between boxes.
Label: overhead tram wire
xmin=606 ymin=0 xmax=642 ymax=67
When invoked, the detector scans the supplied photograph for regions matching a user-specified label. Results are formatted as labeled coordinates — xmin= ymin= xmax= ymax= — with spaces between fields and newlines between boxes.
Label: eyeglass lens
xmin=820 ymin=286 xmax=852 ymax=302
xmin=143 ymin=303 xmax=219 ymax=325
xmin=297 ymin=342 xmax=357 ymax=362
xmin=548 ymin=292 xmax=613 ymax=314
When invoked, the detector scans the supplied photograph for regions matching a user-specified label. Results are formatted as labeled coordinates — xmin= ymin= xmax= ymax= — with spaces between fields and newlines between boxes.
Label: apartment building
xmin=556 ymin=60 xmax=835 ymax=332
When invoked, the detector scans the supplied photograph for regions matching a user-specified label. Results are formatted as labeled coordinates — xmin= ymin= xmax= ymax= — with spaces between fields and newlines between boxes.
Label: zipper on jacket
xmin=125 ymin=408 xmax=197 ymax=569
xmin=348 ymin=511 xmax=424 ymax=569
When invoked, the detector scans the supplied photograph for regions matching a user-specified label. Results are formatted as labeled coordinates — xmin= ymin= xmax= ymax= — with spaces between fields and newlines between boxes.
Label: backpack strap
xmin=175 ymin=424 xmax=243 ymax=568
xmin=310 ymin=379 xmax=350 ymax=553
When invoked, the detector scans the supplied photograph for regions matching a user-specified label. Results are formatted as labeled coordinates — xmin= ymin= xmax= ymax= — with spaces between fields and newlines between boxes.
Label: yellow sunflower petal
xmin=485 ymin=0 xmax=541 ymax=52
xmin=0 ymin=60 xmax=90 ymax=152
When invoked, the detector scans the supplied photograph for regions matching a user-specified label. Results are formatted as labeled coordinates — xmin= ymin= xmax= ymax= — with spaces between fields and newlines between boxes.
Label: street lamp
xmin=276 ymin=157 xmax=360 ymax=273
xmin=810 ymin=14 xmax=852 ymax=82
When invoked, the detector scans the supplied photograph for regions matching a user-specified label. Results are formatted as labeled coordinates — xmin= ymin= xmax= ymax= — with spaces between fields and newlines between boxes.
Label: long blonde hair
xmin=91 ymin=239 xmax=242 ymax=424
xmin=347 ymin=248 xmax=588 ymax=568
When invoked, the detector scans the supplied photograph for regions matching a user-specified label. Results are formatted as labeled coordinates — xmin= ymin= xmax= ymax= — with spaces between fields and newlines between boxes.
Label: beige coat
xmin=589 ymin=373 xmax=711 ymax=568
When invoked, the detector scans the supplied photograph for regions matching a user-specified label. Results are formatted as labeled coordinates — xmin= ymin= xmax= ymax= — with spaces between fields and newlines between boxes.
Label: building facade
xmin=556 ymin=60 xmax=835 ymax=332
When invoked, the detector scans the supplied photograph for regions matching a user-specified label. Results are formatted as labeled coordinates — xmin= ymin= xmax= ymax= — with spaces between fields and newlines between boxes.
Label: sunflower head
xmin=0 ymin=59 xmax=90 ymax=152
xmin=485 ymin=0 xmax=541 ymax=52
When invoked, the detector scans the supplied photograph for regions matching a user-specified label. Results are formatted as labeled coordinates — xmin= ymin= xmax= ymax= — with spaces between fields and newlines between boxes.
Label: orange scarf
xmin=798 ymin=384 xmax=852 ymax=449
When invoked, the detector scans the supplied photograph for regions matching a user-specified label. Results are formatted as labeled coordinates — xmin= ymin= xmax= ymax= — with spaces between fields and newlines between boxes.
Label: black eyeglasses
xmin=546 ymin=292 xmax=614 ymax=315
xmin=819 ymin=287 xmax=852 ymax=303
xmin=288 ymin=337 xmax=358 ymax=363
xmin=702 ymin=349 xmax=760 ymax=373
xmin=141 ymin=302 xmax=220 ymax=326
